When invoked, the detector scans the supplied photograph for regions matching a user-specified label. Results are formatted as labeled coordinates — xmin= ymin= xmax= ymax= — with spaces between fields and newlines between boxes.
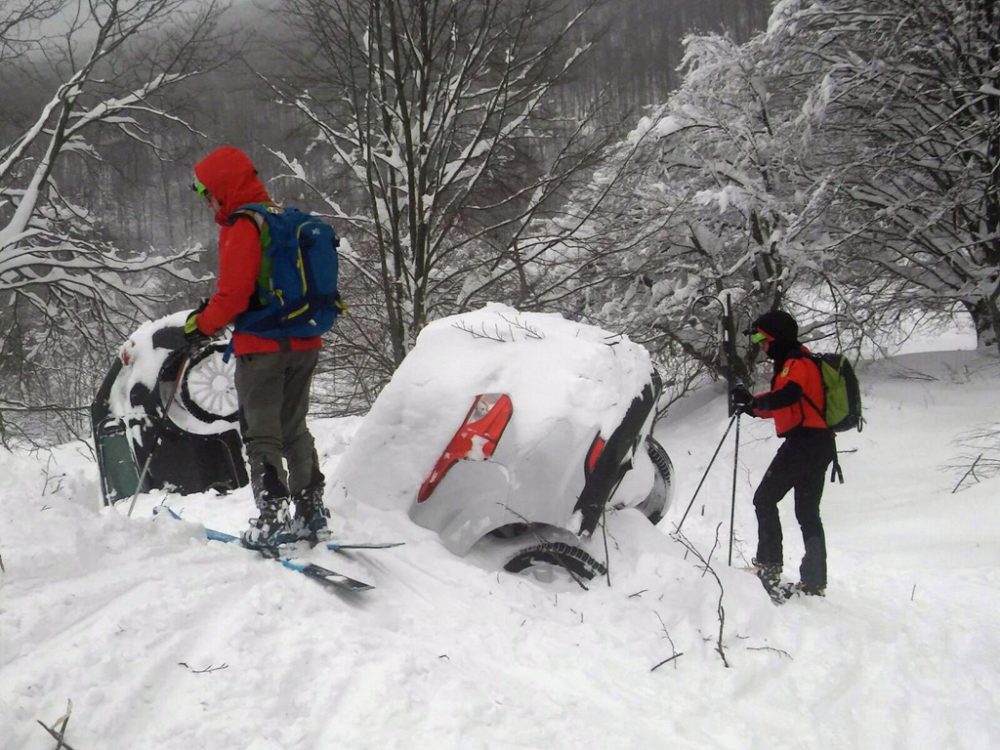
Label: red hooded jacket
xmin=192 ymin=146 xmax=322 ymax=356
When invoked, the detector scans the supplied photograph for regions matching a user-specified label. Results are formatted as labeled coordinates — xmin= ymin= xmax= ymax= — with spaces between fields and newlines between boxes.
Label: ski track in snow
xmin=2 ymin=349 xmax=999 ymax=749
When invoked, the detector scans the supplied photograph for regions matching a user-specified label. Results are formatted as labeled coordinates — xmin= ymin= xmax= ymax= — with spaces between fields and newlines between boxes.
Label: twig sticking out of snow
xmin=178 ymin=662 xmax=229 ymax=674
xmin=650 ymin=612 xmax=683 ymax=672
xmin=36 ymin=699 xmax=75 ymax=750
xmin=671 ymin=525 xmax=730 ymax=668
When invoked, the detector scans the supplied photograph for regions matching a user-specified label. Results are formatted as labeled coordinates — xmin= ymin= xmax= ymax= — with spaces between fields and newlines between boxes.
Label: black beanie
xmin=752 ymin=310 xmax=798 ymax=343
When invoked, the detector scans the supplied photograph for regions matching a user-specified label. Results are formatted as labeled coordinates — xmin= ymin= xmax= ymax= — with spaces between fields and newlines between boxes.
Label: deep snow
xmin=1 ymin=347 xmax=999 ymax=749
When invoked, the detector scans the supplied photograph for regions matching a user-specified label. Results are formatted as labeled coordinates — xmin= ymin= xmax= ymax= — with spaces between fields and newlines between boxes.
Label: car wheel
xmin=179 ymin=344 xmax=239 ymax=424
xmin=636 ymin=436 xmax=674 ymax=525
xmin=504 ymin=542 xmax=607 ymax=581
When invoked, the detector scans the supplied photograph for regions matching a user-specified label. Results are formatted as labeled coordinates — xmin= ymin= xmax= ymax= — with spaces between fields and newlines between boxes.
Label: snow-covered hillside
xmin=2 ymin=349 xmax=999 ymax=749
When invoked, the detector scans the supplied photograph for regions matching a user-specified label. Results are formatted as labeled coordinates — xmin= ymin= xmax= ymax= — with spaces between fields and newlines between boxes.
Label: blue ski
xmin=157 ymin=506 xmax=374 ymax=593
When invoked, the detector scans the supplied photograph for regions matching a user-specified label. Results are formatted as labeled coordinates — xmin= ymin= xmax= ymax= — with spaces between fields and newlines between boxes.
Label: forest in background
xmin=1 ymin=0 xmax=996 ymax=445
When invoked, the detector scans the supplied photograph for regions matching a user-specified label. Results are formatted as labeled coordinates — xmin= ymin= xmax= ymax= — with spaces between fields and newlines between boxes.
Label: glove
xmin=183 ymin=300 xmax=211 ymax=351
xmin=731 ymin=384 xmax=754 ymax=414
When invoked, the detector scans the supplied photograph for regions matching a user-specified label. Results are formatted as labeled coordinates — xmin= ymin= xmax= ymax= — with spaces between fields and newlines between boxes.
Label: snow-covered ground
xmin=2 ymin=346 xmax=999 ymax=749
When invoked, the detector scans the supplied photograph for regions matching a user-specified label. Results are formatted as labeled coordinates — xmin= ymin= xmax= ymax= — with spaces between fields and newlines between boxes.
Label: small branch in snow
xmin=650 ymin=653 xmax=685 ymax=672
xmin=178 ymin=662 xmax=229 ymax=674
xmin=746 ymin=646 xmax=792 ymax=660
xmin=36 ymin=699 xmax=75 ymax=750
xmin=951 ymin=454 xmax=983 ymax=493
xmin=498 ymin=314 xmax=543 ymax=340
xmin=453 ymin=321 xmax=509 ymax=342
xmin=650 ymin=612 xmax=682 ymax=672
xmin=0 ymin=549 xmax=5 ymax=573
xmin=671 ymin=525 xmax=730 ymax=668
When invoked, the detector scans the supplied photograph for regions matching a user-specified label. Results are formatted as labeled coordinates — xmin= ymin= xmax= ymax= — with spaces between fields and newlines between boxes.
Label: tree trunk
xmin=965 ymin=297 xmax=1000 ymax=354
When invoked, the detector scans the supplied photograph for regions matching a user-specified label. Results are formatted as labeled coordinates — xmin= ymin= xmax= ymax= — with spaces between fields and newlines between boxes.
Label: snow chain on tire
xmin=504 ymin=542 xmax=607 ymax=580
xmin=646 ymin=436 xmax=672 ymax=484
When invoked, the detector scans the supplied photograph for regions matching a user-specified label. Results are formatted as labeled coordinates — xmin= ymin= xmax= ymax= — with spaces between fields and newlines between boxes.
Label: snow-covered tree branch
xmin=265 ymin=0 xmax=618 ymax=382
xmin=0 ymin=0 xmax=226 ymax=440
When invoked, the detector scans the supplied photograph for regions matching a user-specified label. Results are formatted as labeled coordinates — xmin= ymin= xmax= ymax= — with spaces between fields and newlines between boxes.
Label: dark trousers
xmin=753 ymin=429 xmax=835 ymax=588
xmin=235 ymin=349 xmax=320 ymax=506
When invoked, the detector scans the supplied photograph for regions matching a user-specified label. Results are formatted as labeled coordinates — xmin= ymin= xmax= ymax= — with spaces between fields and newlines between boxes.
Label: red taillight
xmin=417 ymin=393 xmax=513 ymax=504
xmin=586 ymin=434 xmax=605 ymax=476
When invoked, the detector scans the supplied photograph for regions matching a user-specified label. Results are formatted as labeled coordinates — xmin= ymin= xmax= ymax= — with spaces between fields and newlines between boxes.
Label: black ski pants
xmin=235 ymin=349 xmax=321 ymax=507
xmin=753 ymin=428 xmax=835 ymax=589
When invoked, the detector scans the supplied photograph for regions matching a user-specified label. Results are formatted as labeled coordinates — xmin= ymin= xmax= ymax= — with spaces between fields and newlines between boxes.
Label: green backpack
xmin=805 ymin=353 xmax=863 ymax=433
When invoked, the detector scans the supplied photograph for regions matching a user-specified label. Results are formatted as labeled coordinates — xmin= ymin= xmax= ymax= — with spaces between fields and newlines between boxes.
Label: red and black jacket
xmin=751 ymin=348 xmax=828 ymax=436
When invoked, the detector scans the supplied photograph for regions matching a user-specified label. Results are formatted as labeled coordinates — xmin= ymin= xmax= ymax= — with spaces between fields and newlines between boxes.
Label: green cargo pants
xmin=234 ymin=349 xmax=321 ymax=506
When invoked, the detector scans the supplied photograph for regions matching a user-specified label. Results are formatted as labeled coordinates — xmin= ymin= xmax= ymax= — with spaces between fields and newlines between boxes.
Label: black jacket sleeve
xmin=753 ymin=380 xmax=803 ymax=412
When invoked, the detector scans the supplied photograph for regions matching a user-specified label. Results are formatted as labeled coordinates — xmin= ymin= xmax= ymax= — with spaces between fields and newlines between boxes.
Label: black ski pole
xmin=675 ymin=413 xmax=737 ymax=534
xmin=728 ymin=413 xmax=741 ymax=566
xmin=126 ymin=353 xmax=191 ymax=518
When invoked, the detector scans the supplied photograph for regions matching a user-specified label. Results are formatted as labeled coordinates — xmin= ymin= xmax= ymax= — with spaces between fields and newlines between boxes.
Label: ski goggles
xmin=750 ymin=330 xmax=773 ymax=344
xmin=191 ymin=177 xmax=210 ymax=199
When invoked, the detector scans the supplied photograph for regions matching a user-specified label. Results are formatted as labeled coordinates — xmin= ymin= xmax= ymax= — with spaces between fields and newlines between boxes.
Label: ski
xmin=326 ymin=540 xmax=405 ymax=551
xmin=157 ymin=506 xmax=374 ymax=593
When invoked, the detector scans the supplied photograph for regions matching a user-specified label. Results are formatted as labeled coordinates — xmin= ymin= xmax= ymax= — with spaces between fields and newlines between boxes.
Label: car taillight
xmin=417 ymin=393 xmax=513 ymax=504
xmin=586 ymin=434 xmax=605 ymax=477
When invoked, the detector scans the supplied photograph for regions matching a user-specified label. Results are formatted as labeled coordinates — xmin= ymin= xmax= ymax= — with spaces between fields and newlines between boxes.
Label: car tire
xmin=178 ymin=344 xmax=239 ymax=424
xmin=504 ymin=542 xmax=607 ymax=581
xmin=636 ymin=436 xmax=673 ymax=526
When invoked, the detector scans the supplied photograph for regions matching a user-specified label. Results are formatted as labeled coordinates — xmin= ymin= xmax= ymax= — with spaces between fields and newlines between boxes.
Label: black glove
xmin=731 ymin=384 xmax=754 ymax=414
xmin=183 ymin=300 xmax=211 ymax=351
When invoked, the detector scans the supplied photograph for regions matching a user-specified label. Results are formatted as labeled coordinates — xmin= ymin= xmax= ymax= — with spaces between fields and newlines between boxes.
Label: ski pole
xmin=675 ymin=413 xmax=737 ymax=534
xmin=126 ymin=353 xmax=191 ymax=518
xmin=728 ymin=413 xmax=741 ymax=566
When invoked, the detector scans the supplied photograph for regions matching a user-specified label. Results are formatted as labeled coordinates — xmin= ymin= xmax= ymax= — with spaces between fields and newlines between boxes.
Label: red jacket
xmin=192 ymin=146 xmax=322 ymax=357
xmin=752 ymin=350 xmax=827 ymax=436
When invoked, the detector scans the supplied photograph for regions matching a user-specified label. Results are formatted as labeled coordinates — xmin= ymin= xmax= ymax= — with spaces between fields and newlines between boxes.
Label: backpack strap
xmin=830 ymin=440 xmax=844 ymax=484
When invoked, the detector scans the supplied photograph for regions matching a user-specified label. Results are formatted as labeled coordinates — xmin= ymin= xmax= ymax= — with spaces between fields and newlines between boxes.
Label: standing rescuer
xmin=185 ymin=145 xmax=330 ymax=549
xmin=730 ymin=310 xmax=835 ymax=596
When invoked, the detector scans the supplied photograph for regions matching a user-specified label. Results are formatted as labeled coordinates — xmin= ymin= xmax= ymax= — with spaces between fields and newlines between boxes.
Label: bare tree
xmin=263 ymin=0 xmax=621 ymax=385
xmin=0 ymin=0 xmax=227 ymax=441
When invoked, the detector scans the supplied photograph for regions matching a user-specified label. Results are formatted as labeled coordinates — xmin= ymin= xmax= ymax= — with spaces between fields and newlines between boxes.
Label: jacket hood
xmin=193 ymin=146 xmax=271 ymax=224
xmin=752 ymin=310 xmax=799 ymax=343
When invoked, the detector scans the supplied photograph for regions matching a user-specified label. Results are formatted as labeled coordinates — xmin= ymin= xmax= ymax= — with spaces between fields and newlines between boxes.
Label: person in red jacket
xmin=185 ymin=145 xmax=330 ymax=549
xmin=731 ymin=310 xmax=834 ymax=596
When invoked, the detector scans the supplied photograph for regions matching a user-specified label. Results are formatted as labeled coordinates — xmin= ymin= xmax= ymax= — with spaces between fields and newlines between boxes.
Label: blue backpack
xmin=231 ymin=203 xmax=342 ymax=339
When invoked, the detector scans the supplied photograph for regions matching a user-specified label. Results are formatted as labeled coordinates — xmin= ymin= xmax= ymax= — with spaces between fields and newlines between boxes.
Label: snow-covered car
xmin=333 ymin=304 xmax=674 ymax=580
xmin=91 ymin=311 xmax=248 ymax=505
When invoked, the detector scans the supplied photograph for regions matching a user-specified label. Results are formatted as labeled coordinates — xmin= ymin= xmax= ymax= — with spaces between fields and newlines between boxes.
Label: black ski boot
xmin=242 ymin=463 xmax=296 ymax=550
xmin=293 ymin=466 xmax=331 ymax=543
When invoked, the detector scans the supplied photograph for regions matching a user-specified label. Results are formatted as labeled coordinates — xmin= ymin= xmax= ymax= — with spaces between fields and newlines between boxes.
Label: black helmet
xmin=752 ymin=310 xmax=798 ymax=343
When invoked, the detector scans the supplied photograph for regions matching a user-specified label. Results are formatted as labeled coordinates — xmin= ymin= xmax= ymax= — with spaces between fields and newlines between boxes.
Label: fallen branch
xmin=37 ymin=699 xmax=75 ymax=750
xmin=650 ymin=612 xmax=682 ymax=672
xmin=178 ymin=662 xmax=229 ymax=674
xmin=951 ymin=454 xmax=983 ymax=493
xmin=671 ymin=525 xmax=730 ymax=668
xmin=746 ymin=645 xmax=792 ymax=659
xmin=650 ymin=653 xmax=685 ymax=672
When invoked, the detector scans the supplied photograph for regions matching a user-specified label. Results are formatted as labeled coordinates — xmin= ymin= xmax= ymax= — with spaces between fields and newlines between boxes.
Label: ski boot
xmin=242 ymin=463 xmax=297 ymax=550
xmin=751 ymin=559 xmax=793 ymax=603
xmin=292 ymin=467 xmax=331 ymax=543
xmin=795 ymin=582 xmax=826 ymax=597
xmin=241 ymin=496 xmax=297 ymax=550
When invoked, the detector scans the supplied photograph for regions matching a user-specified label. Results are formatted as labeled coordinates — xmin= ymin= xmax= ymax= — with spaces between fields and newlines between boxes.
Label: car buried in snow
xmin=91 ymin=311 xmax=248 ymax=505
xmin=333 ymin=304 xmax=675 ymax=581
